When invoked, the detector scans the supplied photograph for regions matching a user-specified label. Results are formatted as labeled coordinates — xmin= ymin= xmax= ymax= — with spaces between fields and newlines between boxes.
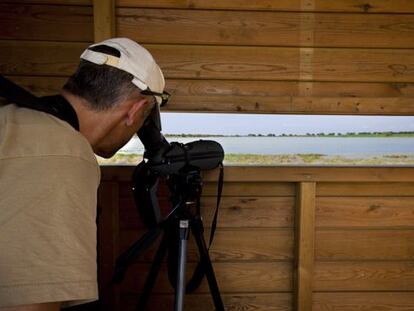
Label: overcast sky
xmin=160 ymin=113 xmax=414 ymax=135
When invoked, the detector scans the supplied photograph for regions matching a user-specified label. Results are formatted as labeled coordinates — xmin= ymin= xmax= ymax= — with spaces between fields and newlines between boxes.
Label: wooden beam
xmin=93 ymin=0 xmax=115 ymax=42
xmin=100 ymin=166 xmax=414 ymax=183
xmin=295 ymin=182 xmax=316 ymax=311
xmin=116 ymin=0 xmax=414 ymax=13
xmin=116 ymin=8 xmax=414 ymax=49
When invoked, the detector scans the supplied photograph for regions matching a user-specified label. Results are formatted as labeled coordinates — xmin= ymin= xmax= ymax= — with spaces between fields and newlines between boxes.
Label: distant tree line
xmin=165 ymin=131 xmax=414 ymax=137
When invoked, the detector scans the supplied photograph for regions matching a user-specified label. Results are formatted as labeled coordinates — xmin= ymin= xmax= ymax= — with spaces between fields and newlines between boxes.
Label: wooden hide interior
xmin=1 ymin=1 xmax=414 ymax=310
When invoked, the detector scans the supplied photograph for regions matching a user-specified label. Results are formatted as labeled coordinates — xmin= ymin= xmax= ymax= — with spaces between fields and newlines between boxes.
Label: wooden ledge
xmin=100 ymin=165 xmax=414 ymax=183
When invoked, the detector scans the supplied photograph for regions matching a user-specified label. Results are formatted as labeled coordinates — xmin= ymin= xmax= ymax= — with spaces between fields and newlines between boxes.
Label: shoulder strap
xmin=0 ymin=75 xmax=79 ymax=131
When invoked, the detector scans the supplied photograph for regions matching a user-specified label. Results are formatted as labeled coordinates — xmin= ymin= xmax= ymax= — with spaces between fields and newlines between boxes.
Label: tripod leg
xmin=136 ymin=233 xmax=169 ymax=311
xmin=175 ymin=220 xmax=190 ymax=311
xmin=190 ymin=216 xmax=225 ymax=311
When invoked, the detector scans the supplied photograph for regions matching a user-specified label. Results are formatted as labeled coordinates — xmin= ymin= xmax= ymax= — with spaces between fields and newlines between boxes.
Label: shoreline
xmin=98 ymin=153 xmax=414 ymax=166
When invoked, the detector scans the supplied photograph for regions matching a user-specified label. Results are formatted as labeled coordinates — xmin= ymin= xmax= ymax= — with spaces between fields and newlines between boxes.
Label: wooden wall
xmin=99 ymin=167 xmax=414 ymax=310
xmin=1 ymin=0 xmax=414 ymax=115
xmin=1 ymin=1 xmax=414 ymax=310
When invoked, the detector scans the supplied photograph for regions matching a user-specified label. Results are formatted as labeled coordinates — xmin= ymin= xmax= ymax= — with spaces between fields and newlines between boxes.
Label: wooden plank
xmin=316 ymin=197 xmax=414 ymax=228
xmin=121 ymin=293 xmax=293 ymax=311
xmin=93 ymin=0 xmax=115 ymax=42
xmin=102 ymin=166 xmax=414 ymax=183
xmin=117 ymin=8 xmax=414 ymax=48
xmin=12 ymin=77 xmax=414 ymax=98
xmin=147 ymin=45 xmax=414 ymax=83
xmin=160 ymin=46 xmax=414 ymax=83
xmin=165 ymin=95 xmax=414 ymax=115
xmin=316 ymin=229 xmax=414 ymax=260
xmin=121 ymin=293 xmax=292 ymax=311
xmin=313 ymin=292 xmax=414 ymax=311
xmin=116 ymin=0 xmax=414 ymax=13
xmin=9 ymin=76 xmax=414 ymax=114
xmin=116 ymin=180 xmax=295 ymax=198
xmin=0 ymin=4 xmax=93 ymax=42
xmin=120 ymin=228 xmax=294 ymax=262
xmin=166 ymin=79 xmax=414 ymax=98
xmin=2 ymin=41 xmax=414 ymax=83
xmin=8 ymin=77 xmax=414 ymax=98
xmin=295 ymin=182 xmax=316 ymax=311
xmin=207 ymin=229 xmax=293 ymax=261
xmin=122 ymin=262 xmax=292 ymax=293
xmin=0 ymin=40 xmax=86 ymax=76
xmin=203 ymin=197 xmax=292 ymax=227
xmin=119 ymin=196 xmax=295 ymax=230
xmin=202 ymin=167 xmax=414 ymax=183
xmin=314 ymin=261 xmax=414 ymax=291
xmin=5 ymin=76 xmax=67 ymax=96
xmin=4 ymin=0 xmax=91 ymax=5
xmin=317 ymin=182 xmax=414 ymax=197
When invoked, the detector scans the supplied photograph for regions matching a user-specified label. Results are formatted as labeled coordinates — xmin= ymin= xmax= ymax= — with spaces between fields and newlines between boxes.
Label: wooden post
xmin=93 ymin=0 xmax=115 ymax=42
xmin=98 ymin=181 xmax=120 ymax=310
xmin=295 ymin=182 xmax=316 ymax=311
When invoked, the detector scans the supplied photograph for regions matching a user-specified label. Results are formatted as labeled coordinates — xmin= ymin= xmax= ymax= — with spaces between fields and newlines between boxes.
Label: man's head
xmin=62 ymin=38 xmax=168 ymax=158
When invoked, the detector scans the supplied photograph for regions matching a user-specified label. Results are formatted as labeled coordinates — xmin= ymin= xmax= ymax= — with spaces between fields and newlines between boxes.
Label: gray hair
xmin=63 ymin=45 xmax=141 ymax=111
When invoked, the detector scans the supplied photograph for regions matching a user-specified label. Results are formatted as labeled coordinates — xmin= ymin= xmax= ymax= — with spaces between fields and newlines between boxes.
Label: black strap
xmin=0 ymin=74 xmax=79 ymax=131
xmin=37 ymin=95 xmax=79 ymax=131
xmin=186 ymin=163 xmax=224 ymax=293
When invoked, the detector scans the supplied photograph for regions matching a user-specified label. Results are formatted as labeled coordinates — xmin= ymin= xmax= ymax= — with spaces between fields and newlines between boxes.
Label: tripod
xmin=113 ymin=169 xmax=225 ymax=311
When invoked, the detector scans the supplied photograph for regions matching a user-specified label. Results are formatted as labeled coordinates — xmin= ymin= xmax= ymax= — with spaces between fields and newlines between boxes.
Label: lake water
xmin=120 ymin=136 xmax=414 ymax=156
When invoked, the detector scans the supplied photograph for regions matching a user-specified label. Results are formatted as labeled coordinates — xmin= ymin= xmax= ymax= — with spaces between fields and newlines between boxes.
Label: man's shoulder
xmin=0 ymin=104 xmax=97 ymax=166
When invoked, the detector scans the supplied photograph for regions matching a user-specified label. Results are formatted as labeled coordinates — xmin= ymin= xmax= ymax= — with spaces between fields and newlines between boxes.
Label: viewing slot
xmin=98 ymin=113 xmax=414 ymax=166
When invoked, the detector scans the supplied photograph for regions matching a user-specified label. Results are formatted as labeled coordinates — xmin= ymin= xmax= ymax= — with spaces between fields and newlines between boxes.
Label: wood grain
xmin=7 ymin=76 xmax=414 ymax=114
xmin=314 ymin=292 xmax=414 ymax=311
xmin=202 ymin=166 xmax=414 ymax=183
xmin=122 ymin=262 xmax=292 ymax=293
xmin=165 ymin=95 xmax=414 ymax=115
xmin=117 ymin=8 xmax=414 ymax=48
xmin=119 ymin=228 xmax=294 ymax=262
xmin=11 ymin=77 xmax=414 ymax=98
xmin=0 ymin=4 xmax=93 ymax=42
xmin=2 ymin=0 xmax=91 ymax=5
xmin=295 ymin=182 xmax=316 ymax=311
xmin=120 ymin=293 xmax=293 ymax=311
xmin=93 ymin=0 xmax=115 ymax=42
xmin=116 ymin=0 xmax=414 ymax=13
xmin=314 ymin=261 xmax=414 ymax=291
xmin=102 ymin=166 xmax=414 ymax=183
xmin=3 ymin=41 xmax=414 ymax=83
xmin=0 ymin=40 xmax=87 ymax=76
xmin=148 ymin=45 xmax=414 ymax=83
xmin=317 ymin=182 xmax=414 ymax=197
xmin=119 ymin=196 xmax=295 ymax=230
xmin=316 ymin=229 xmax=414 ymax=260
xmin=316 ymin=197 xmax=414 ymax=228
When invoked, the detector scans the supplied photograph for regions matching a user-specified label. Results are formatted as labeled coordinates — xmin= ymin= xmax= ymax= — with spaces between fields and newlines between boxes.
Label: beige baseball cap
xmin=80 ymin=37 xmax=167 ymax=105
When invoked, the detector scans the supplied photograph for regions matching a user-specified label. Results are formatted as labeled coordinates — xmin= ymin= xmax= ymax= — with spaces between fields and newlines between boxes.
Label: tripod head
xmin=134 ymin=104 xmax=224 ymax=228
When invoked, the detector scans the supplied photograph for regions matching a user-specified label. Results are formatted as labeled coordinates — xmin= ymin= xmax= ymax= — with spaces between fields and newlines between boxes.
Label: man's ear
xmin=125 ymin=98 xmax=147 ymax=126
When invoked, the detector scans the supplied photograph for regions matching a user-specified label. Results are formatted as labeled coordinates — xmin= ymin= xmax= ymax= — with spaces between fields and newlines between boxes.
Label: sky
xmin=160 ymin=113 xmax=414 ymax=136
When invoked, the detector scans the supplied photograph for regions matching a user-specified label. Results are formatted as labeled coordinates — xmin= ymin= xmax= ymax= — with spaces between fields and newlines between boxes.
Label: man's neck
xmin=60 ymin=90 xmax=118 ymax=149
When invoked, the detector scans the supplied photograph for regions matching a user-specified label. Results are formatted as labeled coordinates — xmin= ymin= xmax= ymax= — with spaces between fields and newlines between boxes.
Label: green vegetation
xmin=223 ymin=153 xmax=414 ymax=165
xmin=97 ymin=153 xmax=143 ymax=165
xmin=98 ymin=152 xmax=414 ymax=166
xmin=165 ymin=131 xmax=414 ymax=138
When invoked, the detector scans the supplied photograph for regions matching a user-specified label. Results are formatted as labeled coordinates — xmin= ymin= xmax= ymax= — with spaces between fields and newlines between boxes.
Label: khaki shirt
xmin=0 ymin=104 xmax=100 ymax=307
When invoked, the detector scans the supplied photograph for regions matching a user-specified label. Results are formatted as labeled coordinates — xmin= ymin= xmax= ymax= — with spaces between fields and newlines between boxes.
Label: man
xmin=0 ymin=38 xmax=169 ymax=310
